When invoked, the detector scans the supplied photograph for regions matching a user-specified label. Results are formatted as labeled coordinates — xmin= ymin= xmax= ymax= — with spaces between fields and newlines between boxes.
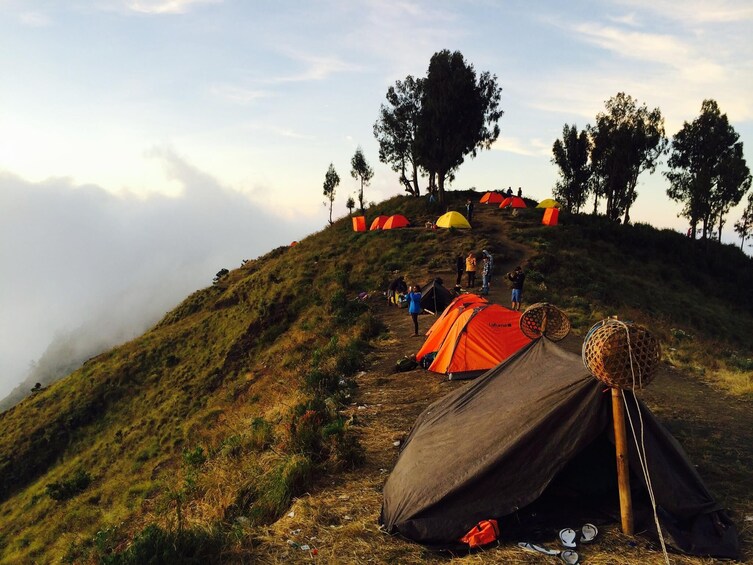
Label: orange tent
xmin=370 ymin=215 xmax=389 ymax=230
xmin=499 ymin=196 xmax=527 ymax=209
xmin=480 ymin=192 xmax=504 ymax=204
xmin=383 ymin=214 xmax=410 ymax=229
xmin=352 ymin=216 xmax=366 ymax=231
xmin=542 ymin=207 xmax=559 ymax=226
xmin=425 ymin=304 xmax=531 ymax=379
xmin=417 ymin=295 xmax=488 ymax=362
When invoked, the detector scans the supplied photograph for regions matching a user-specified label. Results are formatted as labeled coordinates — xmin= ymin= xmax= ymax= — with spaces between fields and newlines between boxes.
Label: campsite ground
xmin=253 ymin=205 xmax=753 ymax=564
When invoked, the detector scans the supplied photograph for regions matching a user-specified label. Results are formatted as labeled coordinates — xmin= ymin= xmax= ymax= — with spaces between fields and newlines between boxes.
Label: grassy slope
xmin=0 ymin=191 xmax=751 ymax=563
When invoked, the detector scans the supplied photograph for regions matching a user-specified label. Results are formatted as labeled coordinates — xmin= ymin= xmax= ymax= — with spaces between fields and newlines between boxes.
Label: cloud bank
xmin=0 ymin=149 xmax=316 ymax=401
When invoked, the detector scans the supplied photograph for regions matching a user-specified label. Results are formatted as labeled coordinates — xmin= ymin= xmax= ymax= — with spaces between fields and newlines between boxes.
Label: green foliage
xmin=101 ymin=524 xmax=224 ymax=565
xmin=552 ymin=123 xmax=592 ymax=213
xmin=249 ymin=418 xmax=274 ymax=450
xmin=182 ymin=446 xmax=207 ymax=468
xmin=415 ymin=49 xmax=502 ymax=203
xmin=666 ymin=99 xmax=752 ymax=240
xmin=46 ymin=468 xmax=92 ymax=501
xmin=589 ymin=92 xmax=667 ymax=223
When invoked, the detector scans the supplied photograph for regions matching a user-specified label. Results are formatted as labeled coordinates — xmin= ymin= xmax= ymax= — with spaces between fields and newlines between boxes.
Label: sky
xmin=1 ymin=0 xmax=752 ymax=399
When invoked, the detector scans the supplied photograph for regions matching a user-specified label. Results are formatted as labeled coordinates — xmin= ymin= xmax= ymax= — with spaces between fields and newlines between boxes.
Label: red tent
xmin=542 ymin=208 xmax=560 ymax=226
xmin=370 ymin=215 xmax=389 ymax=230
xmin=480 ymin=192 xmax=504 ymax=204
xmin=417 ymin=295 xmax=488 ymax=363
xmin=499 ymin=196 xmax=527 ymax=209
xmin=383 ymin=214 xmax=410 ymax=229
xmin=352 ymin=216 xmax=366 ymax=231
xmin=421 ymin=304 xmax=531 ymax=380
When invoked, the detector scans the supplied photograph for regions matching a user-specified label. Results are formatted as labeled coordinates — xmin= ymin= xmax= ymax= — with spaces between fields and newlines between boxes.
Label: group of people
xmin=455 ymin=249 xmax=496 ymax=296
xmin=391 ymin=258 xmax=527 ymax=337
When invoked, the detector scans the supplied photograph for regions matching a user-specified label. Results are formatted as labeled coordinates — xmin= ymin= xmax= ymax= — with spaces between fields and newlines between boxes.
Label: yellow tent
xmin=536 ymin=198 xmax=561 ymax=209
xmin=436 ymin=211 xmax=471 ymax=229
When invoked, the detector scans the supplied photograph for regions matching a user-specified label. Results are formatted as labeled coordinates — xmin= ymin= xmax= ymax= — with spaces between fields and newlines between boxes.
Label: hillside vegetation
xmin=0 ymin=191 xmax=751 ymax=564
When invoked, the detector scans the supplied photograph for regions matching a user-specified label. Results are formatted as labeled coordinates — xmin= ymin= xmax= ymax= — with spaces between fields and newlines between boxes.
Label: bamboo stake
xmin=612 ymin=387 xmax=634 ymax=535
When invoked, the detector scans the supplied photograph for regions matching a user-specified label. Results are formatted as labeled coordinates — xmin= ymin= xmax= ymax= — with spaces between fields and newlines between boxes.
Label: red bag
xmin=459 ymin=519 xmax=500 ymax=548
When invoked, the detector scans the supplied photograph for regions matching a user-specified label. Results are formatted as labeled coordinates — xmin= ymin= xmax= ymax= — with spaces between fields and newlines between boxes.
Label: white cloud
xmin=19 ymin=11 xmax=52 ymax=27
xmin=125 ymin=0 xmax=220 ymax=15
xmin=615 ymin=0 xmax=753 ymax=24
xmin=0 ymin=151 xmax=317 ymax=400
xmin=209 ymin=84 xmax=270 ymax=105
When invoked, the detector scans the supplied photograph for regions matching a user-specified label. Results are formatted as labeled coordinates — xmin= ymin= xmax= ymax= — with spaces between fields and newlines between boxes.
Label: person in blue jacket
xmin=405 ymin=284 xmax=423 ymax=336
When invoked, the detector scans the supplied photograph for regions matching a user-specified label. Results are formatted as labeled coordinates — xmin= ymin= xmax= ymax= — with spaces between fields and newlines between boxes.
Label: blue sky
xmin=1 ymin=0 xmax=752 ymax=397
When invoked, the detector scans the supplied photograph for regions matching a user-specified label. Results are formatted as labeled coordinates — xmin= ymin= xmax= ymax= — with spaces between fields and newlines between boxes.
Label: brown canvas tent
xmin=381 ymin=339 xmax=739 ymax=559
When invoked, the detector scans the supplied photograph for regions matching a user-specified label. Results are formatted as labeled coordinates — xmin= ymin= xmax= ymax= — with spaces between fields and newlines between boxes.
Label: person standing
xmin=481 ymin=255 xmax=491 ymax=295
xmin=517 ymin=187 xmax=522 ymax=198
xmin=465 ymin=199 xmax=474 ymax=224
xmin=455 ymin=254 xmax=464 ymax=286
xmin=465 ymin=252 xmax=477 ymax=288
xmin=481 ymin=249 xmax=493 ymax=295
xmin=507 ymin=266 xmax=526 ymax=311
xmin=506 ymin=186 xmax=513 ymax=197
xmin=405 ymin=285 xmax=423 ymax=336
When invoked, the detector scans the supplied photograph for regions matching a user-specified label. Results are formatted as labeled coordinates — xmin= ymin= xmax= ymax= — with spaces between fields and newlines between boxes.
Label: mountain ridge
xmin=1 ymin=191 xmax=751 ymax=563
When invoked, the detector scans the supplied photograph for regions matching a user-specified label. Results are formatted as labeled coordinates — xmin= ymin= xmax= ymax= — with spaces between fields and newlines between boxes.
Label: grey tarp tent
xmin=420 ymin=278 xmax=453 ymax=315
xmin=380 ymin=339 xmax=739 ymax=559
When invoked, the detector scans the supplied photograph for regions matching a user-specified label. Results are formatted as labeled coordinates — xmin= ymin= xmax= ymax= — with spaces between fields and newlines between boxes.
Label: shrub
xmin=46 ymin=468 xmax=92 ymax=501
xmin=102 ymin=524 xmax=224 ymax=565
xmin=249 ymin=417 xmax=274 ymax=450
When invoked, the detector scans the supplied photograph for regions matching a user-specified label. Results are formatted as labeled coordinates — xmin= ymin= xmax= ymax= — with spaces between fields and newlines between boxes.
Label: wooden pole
xmin=611 ymin=387 xmax=634 ymax=535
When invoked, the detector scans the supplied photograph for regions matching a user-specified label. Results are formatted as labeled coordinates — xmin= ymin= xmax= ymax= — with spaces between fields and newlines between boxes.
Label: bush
xmin=46 ymin=468 xmax=92 ymax=501
xmin=102 ymin=524 xmax=224 ymax=565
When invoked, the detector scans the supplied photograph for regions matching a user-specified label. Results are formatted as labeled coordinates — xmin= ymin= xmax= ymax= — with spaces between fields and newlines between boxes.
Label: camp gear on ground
xmin=459 ymin=519 xmax=499 ymax=548
xmin=380 ymin=338 xmax=740 ymax=559
xmin=559 ymin=527 xmax=577 ymax=548
xmin=396 ymin=357 xmax=419 ymax=372
xmin=560 ymin=549 xmax=580 ymax=564
xmin=517 ymin=542 xmax=560 ymax=556
xmin=580 ymin=523 xmax=598 ymax=543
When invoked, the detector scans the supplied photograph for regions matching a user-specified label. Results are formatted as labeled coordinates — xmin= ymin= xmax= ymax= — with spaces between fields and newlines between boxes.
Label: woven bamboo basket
xmin=519 ymin=303 xmax=571 ymax=341
xmin=582 ymin=319 xmax=661 ymax=390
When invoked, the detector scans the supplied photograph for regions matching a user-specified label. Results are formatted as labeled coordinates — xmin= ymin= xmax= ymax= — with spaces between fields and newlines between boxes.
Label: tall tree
xmin=589 ymin=92 xmax=666 ymax=223
xmin=345 ymin=196 xmax=355 ymax=217
xmin=551 ymin=123 xmax=592 ymax=213
xmin=350 ymin=147 xmax=373 ymax=214
xmin=734 ymin=191 xmax=753 ymax=250
xmin=322 ymin=163 xmax=340 ymax=225
xmin=414 ymin=50 xmax=503 ymax=205
xmin=666 ymin=99 xmax=751 ymax=240
xmin=373 ymin=75 xmax=424 ymax=196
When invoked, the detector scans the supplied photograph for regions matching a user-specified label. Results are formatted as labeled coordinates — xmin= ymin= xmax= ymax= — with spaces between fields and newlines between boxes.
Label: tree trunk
xmin=437 ymin=170 xmax=446 ymax=205
xmin=359 ymin=180 xmax=365 ymax=215
xmin=412 ymin=165 xmax=420 ymax=196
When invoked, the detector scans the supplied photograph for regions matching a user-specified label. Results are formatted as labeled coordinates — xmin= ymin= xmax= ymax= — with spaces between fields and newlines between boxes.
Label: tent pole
xmin=612 ymin=387 xmax=634 ymax=535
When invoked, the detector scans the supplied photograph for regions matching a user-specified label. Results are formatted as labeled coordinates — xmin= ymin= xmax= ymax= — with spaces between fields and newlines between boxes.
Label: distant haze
xmin=0 ymin=148 xmax=318 ymax=401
